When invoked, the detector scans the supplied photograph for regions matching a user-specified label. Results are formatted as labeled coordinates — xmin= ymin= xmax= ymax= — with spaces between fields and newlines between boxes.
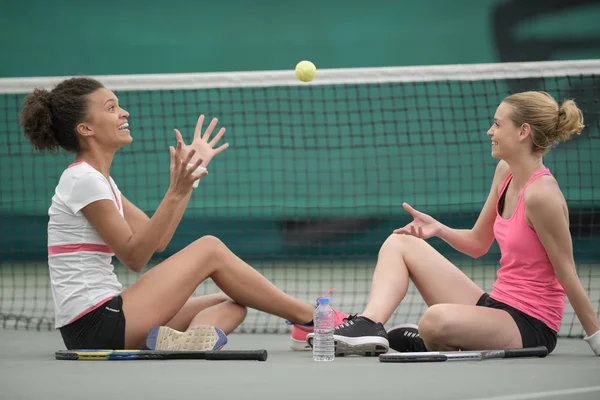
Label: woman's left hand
xmin=174 ymin=114 xmax=229 ymax=168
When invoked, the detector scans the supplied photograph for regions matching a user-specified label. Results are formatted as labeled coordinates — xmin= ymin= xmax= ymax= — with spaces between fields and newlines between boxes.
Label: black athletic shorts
xmin=476 ymin=293 xmax=557 ymax=353
xmin=59 ymin=295 xmax=126 ymax=350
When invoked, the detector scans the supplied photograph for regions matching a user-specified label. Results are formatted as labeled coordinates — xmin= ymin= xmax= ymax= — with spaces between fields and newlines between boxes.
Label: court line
xmin=468 ymin=386 xmax=600 ymax=400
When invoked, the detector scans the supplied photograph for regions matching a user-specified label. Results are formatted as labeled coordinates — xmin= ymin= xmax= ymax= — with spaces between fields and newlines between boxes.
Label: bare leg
xmin=361 ymin=234 xmax=485 ymax=324
xmin=333 ymin=234 xmax=521 ymax=355
xmin=165 ymin=293 xmax=247 ymax=335
xmin=418 ymin=303 xmax=522 ymax=351
xmin=121 ymin=235 xmax=315 ymax=348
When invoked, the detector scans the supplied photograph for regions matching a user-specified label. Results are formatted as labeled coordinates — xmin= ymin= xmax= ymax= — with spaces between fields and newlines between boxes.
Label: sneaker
xmin=307 ymin=315 xmax=389 ymax=356
xmin=146 ymin=325 xmax=227 ymax=351
xmin=290 ymin=323 xmax=314 ymax=351
xmin=288 ymin=289 xmax=349 ymax=351
xmin=387 ymin=323 xmax=428 ymax=352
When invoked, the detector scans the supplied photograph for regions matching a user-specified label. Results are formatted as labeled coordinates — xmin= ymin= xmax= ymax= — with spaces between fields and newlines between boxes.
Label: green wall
xmin=2 ymin=0 xmax=599 ymax=77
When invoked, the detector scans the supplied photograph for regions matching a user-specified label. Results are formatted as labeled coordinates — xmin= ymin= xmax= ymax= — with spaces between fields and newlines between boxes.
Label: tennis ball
xmin=295 ymin=60 xmax=317 ymax=82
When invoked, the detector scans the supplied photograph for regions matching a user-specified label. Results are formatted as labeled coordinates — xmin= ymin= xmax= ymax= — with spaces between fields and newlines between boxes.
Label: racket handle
xmin=205 ymin=350 xmax=268 ymax=361
xmin=504 ymin=346 xmax=548 ymax=358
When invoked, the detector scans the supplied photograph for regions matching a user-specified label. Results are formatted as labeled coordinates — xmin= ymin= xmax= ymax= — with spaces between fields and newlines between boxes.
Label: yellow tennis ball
xmin=295 ymin=60 xmax=317 ymax=82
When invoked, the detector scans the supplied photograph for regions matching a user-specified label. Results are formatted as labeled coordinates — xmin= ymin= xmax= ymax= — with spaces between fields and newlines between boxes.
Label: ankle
xmin=298 ymin=305 xmax=315 ymax=325
xmin=358 ymin=312 xmax=383 ymax=324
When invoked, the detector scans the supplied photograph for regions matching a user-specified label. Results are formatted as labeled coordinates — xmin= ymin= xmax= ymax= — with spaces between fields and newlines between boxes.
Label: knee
xmin=418 ymin=304 xmax=455 ymax=347
xmin=380 ymin=233 xmax=423 ymax=255
xmin=195 ymin=235 xmax=225 ymax=250
xmin=193 ymin=235 xmax=229 ymax=262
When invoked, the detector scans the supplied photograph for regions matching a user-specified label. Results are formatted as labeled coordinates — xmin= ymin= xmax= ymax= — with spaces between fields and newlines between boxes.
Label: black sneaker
xmin=308 ymin=315 xmax=389 ymax=356
xmin=387 ymin=323 xmax=428 ymax=352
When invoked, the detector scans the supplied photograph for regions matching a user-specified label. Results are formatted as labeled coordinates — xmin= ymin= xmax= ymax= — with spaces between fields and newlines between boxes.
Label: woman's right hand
xmin=393 ymin=203 xmax=442 ymax=239
xmin=168 ymin=140 xmax=207 ymax=197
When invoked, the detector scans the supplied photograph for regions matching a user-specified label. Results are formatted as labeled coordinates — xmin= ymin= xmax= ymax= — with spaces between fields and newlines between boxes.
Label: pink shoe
xmin=289 ymin=289 xmax=349 ymax=351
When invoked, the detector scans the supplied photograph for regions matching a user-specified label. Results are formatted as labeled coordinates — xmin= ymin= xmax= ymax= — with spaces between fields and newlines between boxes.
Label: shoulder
xmin=524 ymin=174 xmax=566 ymax=217
xmin=492 ymin=160 xmax=511 ymax=194
xmin=69 ymin=166 xmax=110 ymax=191
xmin=59 ymin=162 xmax=103 ymax=181
xmin=54 ymin=163 xmax=106 ymax=193
xmin=494 ymin=160 xmax=511 ymax=179
xmin=64 ymin=165 xmax=113 ymax=207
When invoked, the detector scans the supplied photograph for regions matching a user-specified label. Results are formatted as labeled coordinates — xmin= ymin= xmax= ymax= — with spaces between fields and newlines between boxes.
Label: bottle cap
xmin=317 ymin=297 xmax=329 ymax=304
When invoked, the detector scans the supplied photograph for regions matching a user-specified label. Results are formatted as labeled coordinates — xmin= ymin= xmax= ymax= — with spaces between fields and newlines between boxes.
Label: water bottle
xmin=313 ymin=297 xmax=335 ymax=361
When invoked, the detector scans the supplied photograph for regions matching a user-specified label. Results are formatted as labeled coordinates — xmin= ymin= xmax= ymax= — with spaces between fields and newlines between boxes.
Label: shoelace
xmin=335 ymin=314 xmax=358 ymax=330
xmin=343 ymin=314 xmax=358 ymax=323
xmin=316 ymin=288 xmax=336 ymax=303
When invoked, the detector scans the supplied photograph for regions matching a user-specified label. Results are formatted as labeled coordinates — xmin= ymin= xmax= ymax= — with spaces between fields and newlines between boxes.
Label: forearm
xmin=126 ymin=190 xmax=184 ymax=269
xmin=563 ymin=277 xmax=600 ymax=336
xmin=157 ymin=190 xmax=193 ymax=251
xmin=437 ymin=225 xmax=487 ymax=258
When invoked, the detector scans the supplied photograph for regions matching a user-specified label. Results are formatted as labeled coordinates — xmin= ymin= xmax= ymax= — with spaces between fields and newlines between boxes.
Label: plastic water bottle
xmin=313 ymin=297 xmax=335 ymax=362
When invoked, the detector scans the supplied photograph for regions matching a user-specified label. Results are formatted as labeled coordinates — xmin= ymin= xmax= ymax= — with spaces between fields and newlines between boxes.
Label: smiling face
xmin=487 ymin=101 xmax=527 ymax=161
xmin=76 ymin=88 xmax=132 ymax=151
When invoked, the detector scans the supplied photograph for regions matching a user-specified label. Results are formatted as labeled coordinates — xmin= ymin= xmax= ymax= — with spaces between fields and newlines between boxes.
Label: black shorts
xmin=476 ymin=293 xmax=557 ymax=353
xmin=59 ymin=295 xmax=126 ymax=350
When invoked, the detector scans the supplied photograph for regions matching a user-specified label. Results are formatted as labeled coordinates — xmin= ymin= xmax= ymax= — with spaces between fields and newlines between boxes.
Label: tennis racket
xmin=55 ymin=349 xmax=268 ymax=361
xmin=379 ymin=346 xmax=548 ymax=363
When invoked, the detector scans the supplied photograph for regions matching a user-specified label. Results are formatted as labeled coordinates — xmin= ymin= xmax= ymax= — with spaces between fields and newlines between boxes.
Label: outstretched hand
xmin=173 ymin=114 xmax=229 ymax=168
xmin=393 ymin=203 xmax=442 ymax=239
xmin=168 ymin=141 xmax=207 ymax=197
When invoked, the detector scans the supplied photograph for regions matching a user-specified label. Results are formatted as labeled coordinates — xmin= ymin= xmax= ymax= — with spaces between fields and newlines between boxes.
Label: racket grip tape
xmin=503 ymin=346 xmax=548 ymax=358
xmin=205 ymin=350 xmax=268 ymax=361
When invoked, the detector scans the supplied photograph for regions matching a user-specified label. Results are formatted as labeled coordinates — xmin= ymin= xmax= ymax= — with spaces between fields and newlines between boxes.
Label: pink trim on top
xmin=68 ymin=296 xmax=115 ymax=324
xmin=48 ymin=243 xmax=113 ymax=256
xmin=68 ymin=161 xmax=84 ymax=168
xmin=109 ymin=183 xmax=122 ymax=211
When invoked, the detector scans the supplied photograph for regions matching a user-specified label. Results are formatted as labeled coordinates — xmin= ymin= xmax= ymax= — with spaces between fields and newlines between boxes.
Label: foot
xmin=290 ymin=323 xmax=314 ymax=351
xmin=288 ymin=290 xmax=349 ymax=351
xmin=307 ymin=315 xmax=389 ymax=356
xmin=146 ymin=325 xmax=227 ymax=351
xmin=387 ymin=323 xmax=428 ymax=352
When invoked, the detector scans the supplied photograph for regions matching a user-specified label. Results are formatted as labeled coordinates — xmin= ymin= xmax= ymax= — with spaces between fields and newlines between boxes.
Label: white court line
xmin=468 ymin=386 xmax=600 ymax=400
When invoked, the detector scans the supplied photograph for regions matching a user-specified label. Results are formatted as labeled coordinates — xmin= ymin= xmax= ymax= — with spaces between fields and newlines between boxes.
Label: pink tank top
xmin=490 ymin=168 xmax=565 ymax=332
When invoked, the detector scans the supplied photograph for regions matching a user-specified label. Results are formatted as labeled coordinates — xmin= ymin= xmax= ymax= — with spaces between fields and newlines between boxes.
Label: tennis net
xmin=1 ymin=60 xmax=599 ymax=337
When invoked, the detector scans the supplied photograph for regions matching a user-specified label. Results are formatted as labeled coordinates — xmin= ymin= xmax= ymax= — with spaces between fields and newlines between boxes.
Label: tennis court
xmin=1 ymin=329 xmax=599 ymax=400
